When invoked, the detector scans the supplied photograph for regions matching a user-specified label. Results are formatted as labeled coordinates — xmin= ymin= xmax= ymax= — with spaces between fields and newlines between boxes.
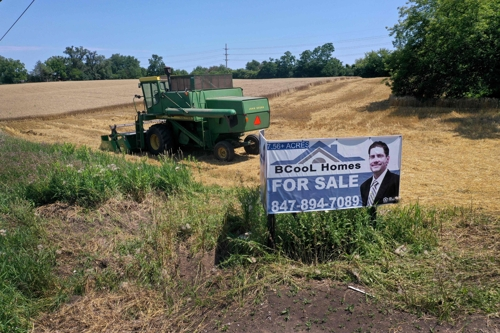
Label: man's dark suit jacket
xmin=360 ymin=170 xmax=400 ymax=206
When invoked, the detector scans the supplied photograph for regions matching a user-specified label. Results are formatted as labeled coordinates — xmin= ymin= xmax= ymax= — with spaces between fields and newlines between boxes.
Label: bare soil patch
xmin=203 ymin=281 xmax=498 ymax=333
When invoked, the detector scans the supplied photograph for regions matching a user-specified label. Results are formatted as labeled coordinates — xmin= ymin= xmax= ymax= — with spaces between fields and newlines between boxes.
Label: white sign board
xmin=260 ymin=131 xmax=402 ymax=214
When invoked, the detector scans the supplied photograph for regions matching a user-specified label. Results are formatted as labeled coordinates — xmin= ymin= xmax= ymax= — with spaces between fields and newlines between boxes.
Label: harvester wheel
xmin=243 ymin=134 xmax=260 ymax=155
xmin=214 ymin=141 xmax=235 ymax=162
xmin=146 ymin=124 xmax=176 ymax=155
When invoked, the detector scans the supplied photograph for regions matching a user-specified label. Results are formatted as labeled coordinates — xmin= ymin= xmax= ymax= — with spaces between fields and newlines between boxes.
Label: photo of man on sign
xmin=360 ymin=141 xmax=400 ymax=207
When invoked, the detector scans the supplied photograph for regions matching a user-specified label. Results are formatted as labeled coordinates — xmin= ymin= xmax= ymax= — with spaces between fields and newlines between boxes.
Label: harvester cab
xmin=100 ymin=67 xmax=270 ymax=161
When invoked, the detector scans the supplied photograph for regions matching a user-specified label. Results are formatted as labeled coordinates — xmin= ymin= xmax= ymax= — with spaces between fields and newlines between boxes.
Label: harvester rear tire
xmin=243 ymin=134 xmax=260 ymax=155
xmin=146 ymin=124 xmax=176 ymax=156
xmin=214 ymin=141 xmax=235 ymax=162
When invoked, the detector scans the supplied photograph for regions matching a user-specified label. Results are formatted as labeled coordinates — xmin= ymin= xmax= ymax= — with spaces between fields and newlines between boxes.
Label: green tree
xmin=387 ymin=0 xmax=500 ymax=98
xmin=275 ymin=51 xmax=296 ymax=78
xmin=257 ymin=59 xmax=277 ymax=78
xmin=190 ymin=66 xmax=209 ymax=75
xmin=64 ymin=46 xmax=89 ymax=80
xmin=172 ymin=69 xmax=188 ymax=75
xmin=234 ymin=45 xmax=352 ymax=78
xmin=321 ymin=58 xmax=345 ymax=76
xmin=69 ymin=68 xmax=85 ymax=81
xmin=0 ymin=56 xmax=28 ymax=83
xmin=354 ymin=49 xmax=391 ymax=78
xmin=147 ymin=54 xmax=165 ymax=76
xmin=232 ymin=68 xmax=257 ymax=79
xmin=84 ymin=51 xmax=110 ymax=80
xmin=295 ymin=43 xmax=337 ymax=77
xmin=207 ymin=65 xmax=232 ymax=74
xmin=45 ymin=56 xmax=69 ymax=80
xmin=245 ymin=60 xmax=261 ymax=71
xmin=344 ymin=64 xmax=355 ymax=76
xmin=108 ymin=54 xmax=143 ymax=79
xmin=30 ymin=60 xmax=53 ymax=82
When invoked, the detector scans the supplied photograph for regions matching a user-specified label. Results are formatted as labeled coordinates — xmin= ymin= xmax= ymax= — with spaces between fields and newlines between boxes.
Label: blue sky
xmin=0 ymin=0 xmax=407 ymax=73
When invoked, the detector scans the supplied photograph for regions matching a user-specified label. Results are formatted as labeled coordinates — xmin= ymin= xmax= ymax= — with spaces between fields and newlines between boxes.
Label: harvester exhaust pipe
xmin=164 ymin=66 xmax=172 ymax=91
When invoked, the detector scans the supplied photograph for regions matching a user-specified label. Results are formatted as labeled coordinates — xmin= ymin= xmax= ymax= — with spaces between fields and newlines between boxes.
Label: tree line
xmin=0 ymin=43 xmax=389 ymax=85
xmin=0 ymin=47 xmax=191 ymax=84
xmin=0 ymin=46 xmax=190 ymax=83
xmin=1 ymin=0 xmax=498 ymax=99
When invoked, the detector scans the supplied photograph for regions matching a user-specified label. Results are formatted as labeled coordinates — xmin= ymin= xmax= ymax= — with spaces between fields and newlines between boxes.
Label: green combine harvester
xmin=100 ymin=67 xmax=270 ymax=161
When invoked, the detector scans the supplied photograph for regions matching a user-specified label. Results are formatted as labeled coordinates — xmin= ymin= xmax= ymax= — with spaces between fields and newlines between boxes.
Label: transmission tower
xmin=224 ymin=44 xmax=229 ymax=68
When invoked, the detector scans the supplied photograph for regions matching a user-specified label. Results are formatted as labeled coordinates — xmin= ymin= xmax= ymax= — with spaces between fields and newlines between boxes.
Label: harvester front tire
xmin=243 ymin=134 xmax=260 ymax=155
xmin=214 ymin=141 xmax=235 ymax=162
xmin=146 ymin=124 xmax=176 ymax=155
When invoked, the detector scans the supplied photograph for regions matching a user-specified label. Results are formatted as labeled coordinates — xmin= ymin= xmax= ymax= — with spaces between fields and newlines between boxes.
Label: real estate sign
xmin=259 ymin=131 xmax=402 ymax=214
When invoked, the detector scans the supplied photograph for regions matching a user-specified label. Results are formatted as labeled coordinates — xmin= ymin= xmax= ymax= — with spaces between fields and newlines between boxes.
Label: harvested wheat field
xmin=0 ymin=77 xmax=335 ymax=120
xmin=1 ymin=77 xmax=499 ymax=214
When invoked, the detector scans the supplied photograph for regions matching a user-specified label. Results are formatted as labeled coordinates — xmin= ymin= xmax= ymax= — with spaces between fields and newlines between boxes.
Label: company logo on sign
xmin=271 ymin=141 xmax=365 ymax=174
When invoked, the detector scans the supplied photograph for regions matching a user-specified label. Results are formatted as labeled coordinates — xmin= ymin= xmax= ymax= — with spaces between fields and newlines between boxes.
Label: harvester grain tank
xmin=100 ymin=67 xmax=270 ymax=161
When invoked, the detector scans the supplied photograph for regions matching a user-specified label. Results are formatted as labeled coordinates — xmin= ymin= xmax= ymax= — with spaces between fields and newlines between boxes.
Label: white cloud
xmin=0 ymin=45 xmax=42 ymax=52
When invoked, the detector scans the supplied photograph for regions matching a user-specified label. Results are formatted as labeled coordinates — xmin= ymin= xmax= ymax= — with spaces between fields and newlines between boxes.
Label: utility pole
xmin=224 ymin=44 xmax=229 ymax=68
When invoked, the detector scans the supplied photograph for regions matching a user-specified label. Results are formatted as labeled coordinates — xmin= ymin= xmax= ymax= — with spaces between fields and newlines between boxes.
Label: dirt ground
xmin=2 ymin=78 xmax=500 ymax=332
xmin=202 ymin=280 xmax=499 ymax=333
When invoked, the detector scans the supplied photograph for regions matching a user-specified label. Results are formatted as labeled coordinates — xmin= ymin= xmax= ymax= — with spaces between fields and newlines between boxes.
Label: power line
xmin=230 ymin=35 xmax=390 ymax=51
xmin=165 ymin=49 xmax=221 ymax=59
xmin=0 ymin=0 xmax=36 ymax=42
xmin=230 ymin=42 xmax=393 ymax=57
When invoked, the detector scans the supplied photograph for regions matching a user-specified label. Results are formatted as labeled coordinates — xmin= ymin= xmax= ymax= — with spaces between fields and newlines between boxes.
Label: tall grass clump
xmin=221 ymin=187 xmax=440 ymax=265
xmin=1 ymin=133 xmax=194 ymax=209
xmin=212 ymin=186 xmax=273 ymax=267
xmin=0 ymin=199 xmax=57 ymax=333
xmin=378 ymin=204 xmax=440 ymax=254
xmin=0 ymin=135 xmax=67 ymax=211
xmin=24 ymin=146 xmax=194 ymax=207
xmin=277 ymin=209 xmax=376 ymax=263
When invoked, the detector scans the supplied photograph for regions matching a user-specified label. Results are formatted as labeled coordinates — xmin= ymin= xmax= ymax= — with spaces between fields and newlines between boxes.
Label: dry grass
xmin=33 ymin=198 xmax=193 ymax=333
xmin=0 ymin=80 xmax=139 ymax=120
xmin=35 ymin=287 xmax=172 ymax=333
xmin=0 ymin=77 xmax=344 ymax=121
xmin=1 ymin=77 xmax=499 ymax=215
xmin=237 ymin=77 xmax=358 ymax=99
